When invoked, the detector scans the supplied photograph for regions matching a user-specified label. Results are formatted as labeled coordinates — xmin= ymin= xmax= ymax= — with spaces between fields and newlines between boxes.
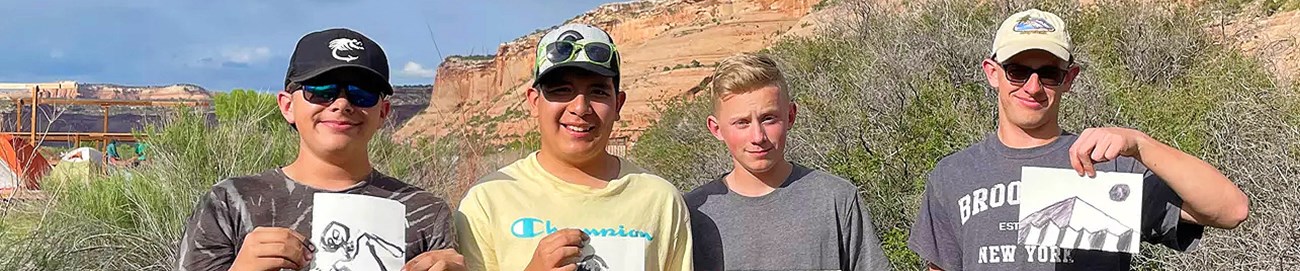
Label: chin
xmin=307 ymin=137 xmax=355 ymax=152
xmin=558 ymin=143 xmax=603 ymax=159
xmin=739 ymin=159 xmax=776 ymax=173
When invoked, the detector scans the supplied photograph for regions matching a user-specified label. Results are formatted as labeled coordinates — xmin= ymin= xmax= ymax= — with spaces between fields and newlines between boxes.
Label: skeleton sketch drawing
xmin=577 ymin=244 xmax=611 ymax=271
xmin=312 ymin=221 xmax=405 ymax=271
xmin=311 ymin=193 xmax=407 ymax=271
xmin=1018 ymin=167 xmax=1143 ymax=254
xmin=572 ymin=236 xmax=647 ymax=271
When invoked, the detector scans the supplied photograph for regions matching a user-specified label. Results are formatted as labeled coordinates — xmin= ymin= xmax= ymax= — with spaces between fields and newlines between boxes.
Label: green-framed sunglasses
xmin=539 ymin=40 xmax=617 ymax=67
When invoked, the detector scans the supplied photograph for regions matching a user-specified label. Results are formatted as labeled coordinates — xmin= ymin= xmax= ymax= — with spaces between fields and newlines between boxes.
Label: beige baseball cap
xmin=990 ymin=9 xmax=1071 ymax=63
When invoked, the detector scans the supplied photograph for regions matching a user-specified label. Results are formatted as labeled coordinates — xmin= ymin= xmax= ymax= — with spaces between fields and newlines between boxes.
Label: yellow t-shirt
xmin=455 ymin=152 xmax=693 ymax=271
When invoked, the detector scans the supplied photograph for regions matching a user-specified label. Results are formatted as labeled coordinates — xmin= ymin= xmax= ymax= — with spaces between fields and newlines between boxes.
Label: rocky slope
xmin=1226 ymin=10 xmax=1299 ymax=84
xmin=398 ymin=0 xmax=828 ymax=140
xmin=0 ymin=82 xmax=213 ymax=100
xmin=0 ymin=84 xmax=431 ymax=137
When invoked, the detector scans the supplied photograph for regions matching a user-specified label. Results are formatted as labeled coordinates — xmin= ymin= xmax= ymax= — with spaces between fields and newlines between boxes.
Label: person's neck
xmin=996 ymin=118 xmax=1064 ymax=149
xmin=536 ymin=149 xmax=620 ymax=189
xmin=725 ymin=160 xmax=793 ymax=197
xmin=282 ymin=146 xmax=373 ymax=191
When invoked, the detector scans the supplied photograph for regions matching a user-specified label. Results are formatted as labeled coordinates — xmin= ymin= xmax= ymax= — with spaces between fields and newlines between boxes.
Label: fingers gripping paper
xmin=311 ymin=193 xmax=407 ymax=271
xmin=576 ymin=236 xmax=647 ymax=271
xmin=1018 ymin=167 xmax=1143 ymax=254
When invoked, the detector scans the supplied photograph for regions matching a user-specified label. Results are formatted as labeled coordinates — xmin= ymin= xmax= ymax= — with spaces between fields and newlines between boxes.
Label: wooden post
xmin=30 ymin=86 xmax=37 ymax=143
xmin=102 ymin=105 xmax=110 ymax=134
xmin=13 ymin=99 xmax=20 ymax=133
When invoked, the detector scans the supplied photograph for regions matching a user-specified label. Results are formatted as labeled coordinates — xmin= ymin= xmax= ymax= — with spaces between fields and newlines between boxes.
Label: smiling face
xmin=527 ymin=68 xmax=625 ymax=165
xmin=708 ymin=84 xmax=796 ymax=175
xmin=277 ymin=76 xmax=390 ymax=158
xmin=983 ymin=49 xmax=1079 ymax=132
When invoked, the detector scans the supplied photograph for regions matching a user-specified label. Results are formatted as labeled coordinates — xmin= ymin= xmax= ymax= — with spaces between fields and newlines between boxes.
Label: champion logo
xmin=509 ymin=217 xmax=654 ymax=241
xmin=328 ymin=38 xmax=364 ymax=62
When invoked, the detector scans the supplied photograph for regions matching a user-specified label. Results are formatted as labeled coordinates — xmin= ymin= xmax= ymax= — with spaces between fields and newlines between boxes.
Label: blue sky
xmin=0 ymin=0 xmax=617 ymax=92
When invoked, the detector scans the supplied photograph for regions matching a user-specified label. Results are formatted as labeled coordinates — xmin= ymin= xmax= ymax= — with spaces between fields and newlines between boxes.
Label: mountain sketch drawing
xmin=1018 ymin=196 xmax=1138 ymax=253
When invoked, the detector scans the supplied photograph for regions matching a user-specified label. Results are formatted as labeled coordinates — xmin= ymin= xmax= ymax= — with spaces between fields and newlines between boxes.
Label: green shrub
xmin=0 ymin=90 xmax=461 ymax=270
xmin=632 ymin=0 xmax=1299 ymax=269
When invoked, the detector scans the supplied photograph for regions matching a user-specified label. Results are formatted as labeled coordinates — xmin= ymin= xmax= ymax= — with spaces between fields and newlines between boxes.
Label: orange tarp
xmin=0 ymin=134 xmax=50 ymax=190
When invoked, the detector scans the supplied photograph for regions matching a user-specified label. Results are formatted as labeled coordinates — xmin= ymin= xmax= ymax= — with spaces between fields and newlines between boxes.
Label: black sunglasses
xmin=1000 ymin=63 xmax=1070 ymax=87
xmin=295 ymin=84 xmax=383 ymax=108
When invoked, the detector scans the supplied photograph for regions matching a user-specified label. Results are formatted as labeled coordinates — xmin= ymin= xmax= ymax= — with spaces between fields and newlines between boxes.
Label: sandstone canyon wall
xmin=398 ymin=0 xmax=826 ymax=140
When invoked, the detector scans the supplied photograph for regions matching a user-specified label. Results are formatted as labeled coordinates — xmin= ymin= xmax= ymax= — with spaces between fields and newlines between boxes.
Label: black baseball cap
xmin=284 ymin=28 xmax=393 ymax=95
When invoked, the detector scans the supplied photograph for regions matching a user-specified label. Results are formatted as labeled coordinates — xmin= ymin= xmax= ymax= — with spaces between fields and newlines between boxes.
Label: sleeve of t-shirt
xmin=1139 ymin=169 xmax=1205 ymax=251
xmin=844 ymin=191 xmax=893 ymax=271
xmin=175 ymin=188 xmax=237 ymax=271
xmin=907 ymin=171 xmax=963 ymax=271
xmin=454 ymin=187 xmax=500 ymax=271
xmin=661 ymin=193 xmax=695 ymax=271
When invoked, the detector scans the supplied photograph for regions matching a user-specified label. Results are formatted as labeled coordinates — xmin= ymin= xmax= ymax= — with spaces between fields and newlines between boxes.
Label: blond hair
xmin=709 ymin=53 xmax=790 ymax=110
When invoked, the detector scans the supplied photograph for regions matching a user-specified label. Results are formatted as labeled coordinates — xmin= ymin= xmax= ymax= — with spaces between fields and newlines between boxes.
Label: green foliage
xmin=213 ymin=89 xmax=283 ymax=130
xmin=502 ymin=130 xmax=542 ymax=152
xmin=628 ymin=96 xmax=728 ymax=189
xmin=0 ymin=88 xmax=462 ymax=270
xmin=632 ymin=0 xmax=1297 ymax=269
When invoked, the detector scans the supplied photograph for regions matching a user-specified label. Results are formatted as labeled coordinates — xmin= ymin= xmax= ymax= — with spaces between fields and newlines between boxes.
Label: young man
xmin=176 ymin=28 xmax=464 ymax=271
xmin=684 ymin=53 xmax=891 ymax=271
xmin=454 ymin=24 xmax=693 ymax=271
xmin=907 ymin=9 xmax=1250 ymax=270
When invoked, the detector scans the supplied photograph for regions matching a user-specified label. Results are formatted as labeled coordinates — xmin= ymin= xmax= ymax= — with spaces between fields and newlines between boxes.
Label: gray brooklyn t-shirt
xmin=175 ymin=168 xmax=455 ymax=271
xmin=908 ymin=133 xmax=1203 ymax=270
xmin=686 ymin=163 xmax=892 ymax=271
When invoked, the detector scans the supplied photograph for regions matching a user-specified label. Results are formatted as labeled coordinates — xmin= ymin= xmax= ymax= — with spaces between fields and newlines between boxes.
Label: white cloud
xmin=400 ymin=61 xmax=436 ymax=78
xmin=49 ymin=49 xmax=64 ymax=59
xmin=221 ymin=46 xmax=271 ymax=64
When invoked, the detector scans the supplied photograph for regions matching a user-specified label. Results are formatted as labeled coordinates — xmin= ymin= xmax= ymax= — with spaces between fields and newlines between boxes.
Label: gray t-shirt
xmin=175 ymin=168 xmax=455 ymax=271
xmin=907 ymin=133 xmax=1203 ymax=271
xmin=685 ymin=164 xmax=892 ymax=271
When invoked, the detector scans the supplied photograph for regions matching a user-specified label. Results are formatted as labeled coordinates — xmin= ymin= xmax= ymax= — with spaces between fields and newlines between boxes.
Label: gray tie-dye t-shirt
xmin=175 ymin=168 xmax=455 ymax=271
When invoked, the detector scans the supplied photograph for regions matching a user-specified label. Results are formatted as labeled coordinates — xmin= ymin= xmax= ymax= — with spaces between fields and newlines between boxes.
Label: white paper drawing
xmin=577 ymin=236 xmax=647 ymax=271
xmin=1018 ymin=166 xmax=1143 ymax=254
xmin=311 ymin=193 xmax=407 ymax=271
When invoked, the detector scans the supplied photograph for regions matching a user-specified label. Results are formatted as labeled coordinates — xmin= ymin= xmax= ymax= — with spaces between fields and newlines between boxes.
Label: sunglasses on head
xmin=543 ymin=40 xmax=615 ymax=66
xmin=296 ymin=84 xmax=383 ymax=108
xmin=1000 ymin=62 xmax=1070 ymax=87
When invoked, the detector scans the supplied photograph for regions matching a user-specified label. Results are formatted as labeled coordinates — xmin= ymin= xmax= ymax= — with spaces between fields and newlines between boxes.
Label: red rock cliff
xmin=398 ymin=0 xmax=826 ymax=140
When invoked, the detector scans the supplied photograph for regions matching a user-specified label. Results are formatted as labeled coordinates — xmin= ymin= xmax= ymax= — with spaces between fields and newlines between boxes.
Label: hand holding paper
xmin=230 ymin=226 xmax=313 ymax=271
xmin=1068 ymin=127 xmax=1151 ymax=177
xmin=525 ymin=229 xmax=588 ymax=271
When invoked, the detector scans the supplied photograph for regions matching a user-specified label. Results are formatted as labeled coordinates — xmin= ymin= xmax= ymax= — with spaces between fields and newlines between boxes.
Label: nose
xmin=749 ymin=121 xmax=769 ymax=146
xmin=327 ymin=90 xmax=355 ymax=113
xmin=566 ymin=94 xmax=593 ymax=116
xmin=1020 ymin=73 xmax=1044 ymax=96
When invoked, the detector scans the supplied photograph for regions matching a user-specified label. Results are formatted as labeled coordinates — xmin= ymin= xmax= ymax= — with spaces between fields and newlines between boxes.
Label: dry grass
xmin=632 ymin=0 xmax=1300 ymax=269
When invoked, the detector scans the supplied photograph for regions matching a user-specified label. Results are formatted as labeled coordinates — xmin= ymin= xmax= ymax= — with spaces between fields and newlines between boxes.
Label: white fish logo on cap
xmin=329 ymin=38 xmax=364 ymax=62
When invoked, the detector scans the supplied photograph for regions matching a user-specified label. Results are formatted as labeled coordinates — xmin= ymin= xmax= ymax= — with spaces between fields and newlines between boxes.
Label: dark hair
xmin=533 ymin=67 xmax=620 ymax=92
